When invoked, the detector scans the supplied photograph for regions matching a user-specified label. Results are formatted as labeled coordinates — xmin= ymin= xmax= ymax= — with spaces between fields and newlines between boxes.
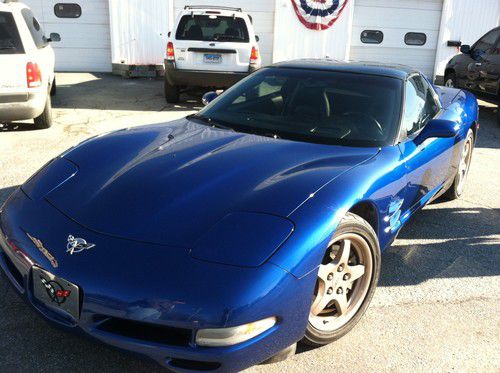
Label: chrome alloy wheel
xmin=309 ymin=233 xmax=373 ymax=332
xmin=456 ymin=135 xmax=473 ymax=195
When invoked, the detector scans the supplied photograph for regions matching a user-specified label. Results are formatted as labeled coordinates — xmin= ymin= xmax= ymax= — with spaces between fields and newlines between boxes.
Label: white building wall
xmin=273 ymin=0 xmax=354 ymax=63
xmin=172 ymin=0 xmax=275 ymax=66
xmin=434 ymin=0 xmax=500 ymax=78
xmin=109 ymin=0 xmax=172 ymax=66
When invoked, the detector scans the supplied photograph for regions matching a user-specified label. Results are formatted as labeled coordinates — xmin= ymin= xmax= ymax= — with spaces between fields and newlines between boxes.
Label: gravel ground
xmin=0 ymin=73 xmax=499 ymax=373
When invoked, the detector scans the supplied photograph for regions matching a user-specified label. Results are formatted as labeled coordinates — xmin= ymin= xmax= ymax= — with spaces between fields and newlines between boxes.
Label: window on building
xmin=402 ymin=75 xmax=439 ymax=137
xmin=405 ymin=32 xmax=427 ymax=46
xmin=360 ymin=30 xmax=383 ymax=44
xmin=21 ymin=8 xmax=47 ymax=49
xmin=54 ymin=3 xmax=81 ymax=18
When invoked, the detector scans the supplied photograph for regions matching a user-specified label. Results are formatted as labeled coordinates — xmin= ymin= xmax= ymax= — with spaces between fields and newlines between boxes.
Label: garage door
xmin=23 ymin=0 xmax=112 ymax=72
xmin=350 ymin=0 xmax=442 ymax=78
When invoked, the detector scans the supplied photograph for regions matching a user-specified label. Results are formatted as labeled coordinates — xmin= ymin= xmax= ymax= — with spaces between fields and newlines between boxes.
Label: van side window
xmin=402 ymin=75 xmax=439 ymax=137
xmin=21 ymin=8 xmax=47 ymax=49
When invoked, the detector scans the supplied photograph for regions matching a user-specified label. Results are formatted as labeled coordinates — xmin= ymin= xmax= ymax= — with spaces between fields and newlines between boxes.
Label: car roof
xmin=270 ymin=59 xmax=419 ymax=79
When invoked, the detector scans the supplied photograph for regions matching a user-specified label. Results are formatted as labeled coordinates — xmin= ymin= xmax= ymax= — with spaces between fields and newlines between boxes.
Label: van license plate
xmin=204 ymin=54 xmax=222 ymax=64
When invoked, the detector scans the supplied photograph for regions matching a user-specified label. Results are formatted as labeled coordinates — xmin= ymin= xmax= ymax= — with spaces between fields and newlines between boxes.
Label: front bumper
xmin=164 ymin=60 xmax=253 ymax=88
xmin=0 ymin=188 xmax=313 ymax=372
xmin=0 ymin=90 xmax=46 ymax=121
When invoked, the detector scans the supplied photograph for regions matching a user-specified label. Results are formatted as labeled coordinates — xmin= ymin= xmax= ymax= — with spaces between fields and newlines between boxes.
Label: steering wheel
xmin=341 ymin=112 xmax=384 ymax=138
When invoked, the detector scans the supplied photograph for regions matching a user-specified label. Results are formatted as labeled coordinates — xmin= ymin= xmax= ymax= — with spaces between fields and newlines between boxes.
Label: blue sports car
xmin=0 ymin=60 xmax=478 ymax=372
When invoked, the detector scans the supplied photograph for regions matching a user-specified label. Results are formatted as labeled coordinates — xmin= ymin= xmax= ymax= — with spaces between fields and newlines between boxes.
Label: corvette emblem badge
xmin=66 ymin=235 xmax=95 ymax=255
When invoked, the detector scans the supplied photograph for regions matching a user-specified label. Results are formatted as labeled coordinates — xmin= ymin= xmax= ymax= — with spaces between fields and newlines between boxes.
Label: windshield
xmin=0 ymin=12 xmax=24 ymax=54
xmin=175 ymin=15 xmax=249 ymax=43
xmin=193 ymin=68 xmax=403 ymax=147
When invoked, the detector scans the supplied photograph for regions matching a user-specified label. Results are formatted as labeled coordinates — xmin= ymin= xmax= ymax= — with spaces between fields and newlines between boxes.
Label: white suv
xmin=0 ymin=1 xmax=59 ymax=129
xmin=164 ymin=5 xmax=261 ymax=103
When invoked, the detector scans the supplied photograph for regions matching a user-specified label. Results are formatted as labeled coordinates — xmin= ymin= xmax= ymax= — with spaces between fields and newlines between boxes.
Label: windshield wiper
xmin=187 ymin=114 xmax=235 ymax=132
xmin=214 ymin=35 xmax=245 ymax=41
xmin=261 ymin=133 xmax=281 ymax=139
xmin=0 ymin=46 xmax=16 ymax=50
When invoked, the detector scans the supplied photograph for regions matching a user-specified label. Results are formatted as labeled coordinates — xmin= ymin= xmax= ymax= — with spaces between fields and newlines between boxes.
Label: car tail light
xmin=166 ymin=42 xmax=175 ymax=61
xmin=26 ymin=62 xmax=42 ymax=88
xmin=250 ymin=46 xmax=260 ymax=65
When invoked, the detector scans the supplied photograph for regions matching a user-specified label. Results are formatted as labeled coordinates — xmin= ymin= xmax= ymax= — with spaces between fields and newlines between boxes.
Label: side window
xmin=472 ymin=29 xmax=500 ymax=59
xmin=402 ymin=75 xmax=439 ymax=137
xmin=54 ymin=3 xmax=81 ymax=18
xmin=361 ymin=30 xmax=383 ymax=44
xmin=21 ymin=8 xmax=47 ymax=49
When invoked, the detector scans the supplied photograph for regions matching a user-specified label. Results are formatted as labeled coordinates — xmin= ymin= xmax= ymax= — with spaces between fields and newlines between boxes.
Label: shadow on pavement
xmin=52 ymin=73 xmax=203 ymax=113
xmin=380 ymin=205 xmax=500 ymax=287
xmin=476 ymin=104 xmax=499 ymax=150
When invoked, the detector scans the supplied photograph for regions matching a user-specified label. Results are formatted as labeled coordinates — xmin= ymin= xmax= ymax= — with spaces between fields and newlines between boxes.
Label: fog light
xmin=195 ymin=317 xmax=276 ymax=347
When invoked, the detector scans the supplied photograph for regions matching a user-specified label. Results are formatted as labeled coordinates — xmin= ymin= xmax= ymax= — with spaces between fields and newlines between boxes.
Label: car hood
xmin=46 ymin=119 xmax=378 ymax=246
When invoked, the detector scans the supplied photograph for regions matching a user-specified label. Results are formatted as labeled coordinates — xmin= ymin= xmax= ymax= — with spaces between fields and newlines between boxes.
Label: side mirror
xmin=202 ymin=91 xmax=219 ymax=106
xmin=168 ymin=31 xmax=171 ymax=37
xmin=416 ymin=119 xmax=459 ymax=143
xmin=48 ymin=33 xmax=61 ymax=42
xmin=255 ymin=35 xmax=260 ymax=42
xmin=460 ymin=44 xmax=470 ymax=54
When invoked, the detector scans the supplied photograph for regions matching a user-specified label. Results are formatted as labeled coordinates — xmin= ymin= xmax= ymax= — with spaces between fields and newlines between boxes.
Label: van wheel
xmin=50 ymin=77 xmax=56 ymax=96
xmin=34 ymin=94 xmax=53 ymax=129
xmin=164 ymin=79 xmax=180 ymax=104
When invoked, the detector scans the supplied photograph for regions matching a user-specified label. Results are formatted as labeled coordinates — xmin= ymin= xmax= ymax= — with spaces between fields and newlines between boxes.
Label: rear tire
xmin=302 ymin=212 xmax=380 ymax=347
xmin=33 ymin=94 xmax=53 ymax=129
xmin=50 ymin=77 xmax=56 ymax=96
xmin=164 ymin=79 xmax=180 ymax=104
xmin=444 ymin=72 xmax=457 ymax=88
xmin=443 ymin=129 xmax=474 ymax=200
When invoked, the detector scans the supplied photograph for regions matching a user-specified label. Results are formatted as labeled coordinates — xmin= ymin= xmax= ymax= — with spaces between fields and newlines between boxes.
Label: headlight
xmin=195 ymin=317 xmax=277 ymax=347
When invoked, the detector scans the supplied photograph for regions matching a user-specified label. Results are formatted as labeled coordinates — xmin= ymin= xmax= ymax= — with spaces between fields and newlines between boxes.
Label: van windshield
xmin=0 ymin=12 xmax=24 ymax=54
xmin=175 ymin=15 xmax=249 ymax=43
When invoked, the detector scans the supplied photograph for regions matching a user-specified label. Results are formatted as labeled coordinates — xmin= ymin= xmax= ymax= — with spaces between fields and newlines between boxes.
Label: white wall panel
xmin=173 ymin=0 xmax=275 ymax=65
xmin=350 ymin=0 xmax=442 ymax=77
xmin=109 ymin=0 xmax=172 ymax=66
xmin=273 ymin=0 xmax=355 ymax=63
xmin=434 ymin=0 xmax=500 ymax=77
xmin=23 ymin=0 xmax=112 ymax=72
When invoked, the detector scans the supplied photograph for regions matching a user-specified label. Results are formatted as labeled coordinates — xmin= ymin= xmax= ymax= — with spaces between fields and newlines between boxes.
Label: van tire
xmin=164 ymin=79 xmax=180 ymax=103
xmin=34 ymin=94 xmax=53 ymax=129
xmin=50 ymin=77 xmax=56 ymax=96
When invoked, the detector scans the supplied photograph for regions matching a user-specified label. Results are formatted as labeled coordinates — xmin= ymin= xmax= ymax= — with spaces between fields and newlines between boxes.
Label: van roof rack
xmin=184 ymin=5 xmax=242 ymax=12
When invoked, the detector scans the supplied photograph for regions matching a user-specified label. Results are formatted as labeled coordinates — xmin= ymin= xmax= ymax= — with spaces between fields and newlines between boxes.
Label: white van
xmin=164 ymin=6 xmax=261 ymax=103
xmin=0 ymin=1 xmax=59 ymax=129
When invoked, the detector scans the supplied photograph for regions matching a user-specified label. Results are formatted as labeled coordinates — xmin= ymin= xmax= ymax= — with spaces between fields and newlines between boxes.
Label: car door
xmin=465 ymin=28 xmax=500 ymax=94
xmin=397 ymin=74 xmax=455 ymax=213
xmin=480 ymin=35 xmax=500 ymax=96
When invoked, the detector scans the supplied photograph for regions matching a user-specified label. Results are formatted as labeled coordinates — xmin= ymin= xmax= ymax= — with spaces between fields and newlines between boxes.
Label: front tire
xmin=164 ymin=79 xmax=180 ymax=104
xmin=33 ymin=94 xmax=53 ymax=129
xmin=444 ymin=72 xmax=457 ymax=88
xmin=443 ymin=129 xmax=474 ymax=200
xmin=302 ymin=213 xmax=381 ymax=346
